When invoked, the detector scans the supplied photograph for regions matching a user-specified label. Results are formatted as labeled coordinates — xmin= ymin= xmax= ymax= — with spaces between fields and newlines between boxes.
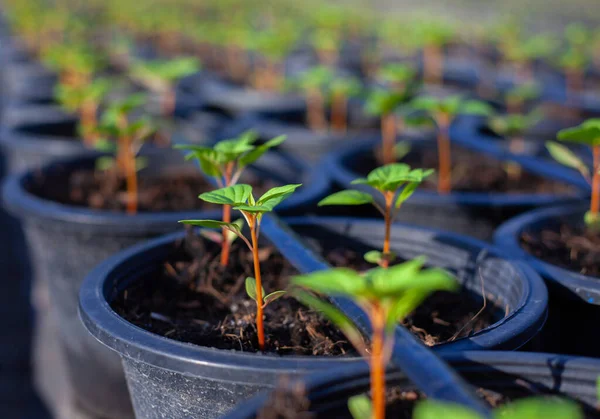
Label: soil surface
xmin=325 ymin=247 xmax=500 ymax=346
xmin=521 ymin=223 xmax=600 ymax=277
xmin=112 ymin=231 xmax=354 ymax=355
xmin=360 ymin=145 xmax=575 ymax=194
xmin=28 ymin=167 xmax=273 ymax=212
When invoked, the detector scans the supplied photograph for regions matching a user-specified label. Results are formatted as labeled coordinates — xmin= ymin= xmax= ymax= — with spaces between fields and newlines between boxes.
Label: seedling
xmin=409 ymin=95 xmax=493 ymax=194
xmin=499 ymin=33 xmax=558 ymax=82
xmin=130 ymin=57 xmax=201 ymax=116
xmin=176 ymin=132 xmax=286 ymax=267
xmin=503 ymin=82 xmax=541 ymax=114
xmin=293 ymin=257 xmax=457 ymax=419
xmin=412 ymin=397 xmax=582 ymax=419
xmin=547 ymin=119 xmax=600 ymax=230
xmin=365 ymin=64 xmax=419 ymax=164
xmin=489 ymin=109 xmax=541 ymax=154
xmin=250 ymin=24 xmax=299 ymax=91
xmin=180 ymin=183 xmax=302 ymax=351
xmin=410 ymin=19 xmax=456 ymax=85
xmin=290 ymin=66 xmax=334 ymax=132
xmin=329 ymin=74 xmax=362 ymax=133
xmin=311 ymin=27 xmax=342 ymax=67
xmin=561 ymin=23 xmax=592 ymax=97
xmin=318 ymin=164 xmax=433 ymax=268
xmin=55 ymin=77 xmax=113 ymax=147
xmin=94 ymin=93 xmax=155 ymax=215
xmin=42 ymin=42 xmax=105 ymax=88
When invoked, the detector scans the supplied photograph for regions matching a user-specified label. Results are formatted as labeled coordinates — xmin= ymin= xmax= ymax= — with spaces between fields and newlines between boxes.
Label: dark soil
xmin=325 ymin=247 xmax=500 ymax=346
xmin=28 ymin=167 xmax=274 ymax=213
xmin=112 ymin=231 xmax=354 ymax=355
xmin=360 ymin=145 xmax=575 ymax=194
xmin=521 ymin=223 xmax=600 ymax=278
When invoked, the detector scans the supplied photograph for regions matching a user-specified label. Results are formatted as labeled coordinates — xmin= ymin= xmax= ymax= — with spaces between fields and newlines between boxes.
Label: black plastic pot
xmin=78 ymin=215 xmax=547 ymax=418
xmin=178 ymin=71 xmax=306 ymax=118
xmin=2 ymin=60 xmax=56 ymax=106
xmin=0 ymin=104 xmax=85 ymax=174
xmin=223 ymin=351 xmax=600 ymax=419
xmin=1 ymin=149 xmax=329 ymax=419
xmin=326 ymin=127 xmax=589 ymax=240
xmin=494 ymin=204 xmax=600 ymax=357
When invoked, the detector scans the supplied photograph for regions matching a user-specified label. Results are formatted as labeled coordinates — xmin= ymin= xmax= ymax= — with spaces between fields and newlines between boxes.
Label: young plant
xmin=318 ymin=164 xmax=433 ymax=268
xmin=413 ymin=397 xmax=582 ymax=419
xmin=503 ymin=82 xmax=541 ymax=115
xmin=329 ymin=74 xmax=362 ymax=133
xmin=547 ymin=119 xmax=600 ymax=229
xmin=176 ymin=132 xmax=286 ymax=267
xmin=293 ymin=258 xmax=457 ymax=419
xmin=409 ymin=95 xmax=493 ymax=194
xmin=488 ymin=109 xmax=542 ymax=154
xmin=250 ymin=24 xmax=299 ymax=91
xmin=180 ymin=183 xmax=302 ymax=351
xmin=55 ymin=77 xmax=113 ymax=147
xmin=560 ymin=23 xmax=592 ymax=99
xmin=290 ymin=66 xmax=334 ymax=132
xmin=42 ymin=42 xmax=105 ymax=88
xmin=499 ymin=32 xmax=558 ymax=82
xmin=365 ymin=64 xmax=419 ymax=164
xmin=410 ymin=19 xmax=456 ymax=85
xmin=94 ymin=93 xmax=155 ymax=215
xmin=130 ymin=57 xmax=201 ymax=116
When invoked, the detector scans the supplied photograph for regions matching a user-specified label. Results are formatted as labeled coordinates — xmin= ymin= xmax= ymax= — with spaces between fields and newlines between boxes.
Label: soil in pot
xmin=325 ymin=247 xmax=501 ymax=346
xmin=112 ymin=231 xmax=354 ymax=355
xmin=27 ymin=166 xmax=275 ymax=213
xmin=521 ymin=223 xmax=600 ymax=278
xmin=357 ymin=144 xmax=575 ymax=195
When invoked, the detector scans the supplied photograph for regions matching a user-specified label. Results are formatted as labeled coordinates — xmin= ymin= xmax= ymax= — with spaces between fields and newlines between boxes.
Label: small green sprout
xmin=366 ymin=64 xmax=419 ymax=164
xmin=500 ymin=33 xmax=558 ymax=82
xmin=409 ymin=95 xmax=493 ymax=194
xmin=503 ymin=82 xmax=541 ymax=114
xmin=180 ymin=183 xmax=302 ymax=351
xmin=489 ymin=109 xmax=542 ymax=155
xmin=319 ymin=164 xmax=433 ymax=268
xmin=94 ymin=93 xmax=155 ymax=215
xmin=55 ymin=77 xmax=113 ymax=147
xmin=289 ymin=66 xmax=334 ymax=132
xmin=547 ymin=119 xmax=600 ymax=229
xmin=175 ymin=132 xmax=285 ymax=266
xmin=130 ymin=57 xmax=201 ymax=116
xmin=412 ymin=397 xmax=582 ymax=419
xmin=329 ymin=75 xmax=362 ymax=133
xmin=409 ymin=19 xmax=456 ymax=85
xmin=311 ymin=27 xmax=342 ymax=67
xmin=293 ymin=257 xmax=457 ymax=419
xmin=41 ymin=42 xmax=105 ymax=87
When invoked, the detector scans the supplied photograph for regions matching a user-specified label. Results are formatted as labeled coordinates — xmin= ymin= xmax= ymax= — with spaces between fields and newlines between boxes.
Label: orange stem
xmin=424 ymin=45 xmax=443 ymax=85
xmin=123 ymin=136 xmax=138 ymax=215
xmin=437 ymin=116 xmax=452 ymax=194
xmin=566 ymin=68 xmax=583 ymax=103
xmin=220 ymin=163 xmax=234 ymax=267
xmin=331 ymin=92 xmax=348 ymax=133
xmin=592 ymin=146 xmax=600 ymax=216
xmin=307 ymin=89 xmax=327 ymax=132
xmin=250 ymin=219 xmax=265 ymax=351
xmin=80 ymin=100 xmax=98 ymax=148
xmin=370 ymin=304 xmax=386 ymax=419
xmin=381 ymin=113 xmax=396 ymax=165
xmin=382 ymin=192 xmax=393 ymax=269
xmin=162 ymin=89 xmax=176 ymax=117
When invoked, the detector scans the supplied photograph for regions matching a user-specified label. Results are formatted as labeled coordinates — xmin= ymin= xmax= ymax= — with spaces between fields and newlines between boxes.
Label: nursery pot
xmin=223 ymin=351 xmax=600 ymax=418
xmin=494 ymin=203 xmax=600 ymax=357
xmin=2 ymin=60 xmax=56 ymax=106
xmin=1 ymin=150 xmax=329 ymax=419
xmin=326 ymin=131 xmax=588 ymax=240
xmin=78 ymin=216 xmax=547 ymax=418
xmin=0 ymin=104 xmax=85 ymax=174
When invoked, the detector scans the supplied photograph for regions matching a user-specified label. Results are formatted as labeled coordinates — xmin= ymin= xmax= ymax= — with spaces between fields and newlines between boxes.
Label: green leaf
xmin=414 ymin=400 xmax=483 ymax=419
xmin=585 ymin=211 xmax=600 ymax=231
xmin=461 ymin=100 xmax=494 ymax=116
xmin=199 ymin=184 xmax=253 ymax=205
xmin=232 ymin=204 xmax=273 ymax=213
xmin=256 ymin=184 xmax=302 ymax=210
xmin=557 ymin=120 xmax=600 ymax=146
xmin=214 ymin=136 xmax=256 ymax=160
xmin=546 ymin=142 xmax=590 ymax=179
xmin=135 ymin=157 xmax=149 ymax=172
xmin=364 ymin=250 xmax=396 ymax=265
xmin=292 ymin=268 xmax=366 ymax=296
xmin=178 ymin=220 xmax=243 ymax=236
xmin=353 ymin=164 xmax=432 ymax=192
xmin=245 ymin=277 xmax=265 ymax=302
xmin=263 ymin=290 xmax=286 ymax=305
xmin=94 ymin=138 xmax=116 ymax=153
xmin=348 ymin=395 xmax=372 ymax=419
xmin=239 ymin=135 xmax=287 ymax=167
xmin=494 ymin=398 xmax=583 ymax=419
xmin=95 ymin=156 xmax=115 ymax=172
xmin=318 ymin=190 xmax=374 ymax=206
xmin=176 ymin=145 xmax=224 ymax=177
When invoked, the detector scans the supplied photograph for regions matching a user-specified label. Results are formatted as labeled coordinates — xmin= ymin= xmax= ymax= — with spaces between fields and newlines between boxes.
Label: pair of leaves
xmin=130 ymin=57 xmax=201 ymax=91
xmin=488 ymin=109 xmax=542 ymax=137
xmin=409 ymin=95 xmax=493 ymax=120
xmin=245 ymin=277 xmax=286 ymax=306
xmin=546 ymin=142 xmax=590 ymax=180
xmin=198 ymin=183 xmax=302 ymax=213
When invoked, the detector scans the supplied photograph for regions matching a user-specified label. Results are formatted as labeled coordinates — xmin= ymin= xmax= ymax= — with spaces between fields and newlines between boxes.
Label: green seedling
xmin=319 ymin=164 xmax=433 ymax=268
xmin=293 ymin=257 xmax=457 ymax=419
xmin=42 ymin=42 xmax=105 ymax=88
xmin=94 ymin=93 xmax=155 ymax=215
xmin=289 ymin=66 xmax=334 ymax=132
xmin=409 ymin=95 xmax=493 ymax=194
xmin=55 ymin=77 xmax=113 ymax=147
xmin=409 ymin=19 xmax=456 ymax=85
xmin=557 ymin=25 xmax=592 ymax=99
xmin=311 ymin=27 xmax=342 ymax=67
xmin=412 ymin=397 xmax=582 ymax=419
xmin=500 ymin=33 xmax=558 ymax=82
xmin=130 ymin=57 xmax=201 ymax=116
xmin=366 ymin=64 xmax=419 ymax=164
xmin=180 ymin=183 xmax=302 ymax=351
xmin=503 ymin=82 xmax=541 ymax=114
xmin=547 ymin=119 xmax=600 ymax=229
xmin=175 ymin=132 xmax=286 ymax=267
xmin=329 ymin=74 xmax=362 ymax=133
